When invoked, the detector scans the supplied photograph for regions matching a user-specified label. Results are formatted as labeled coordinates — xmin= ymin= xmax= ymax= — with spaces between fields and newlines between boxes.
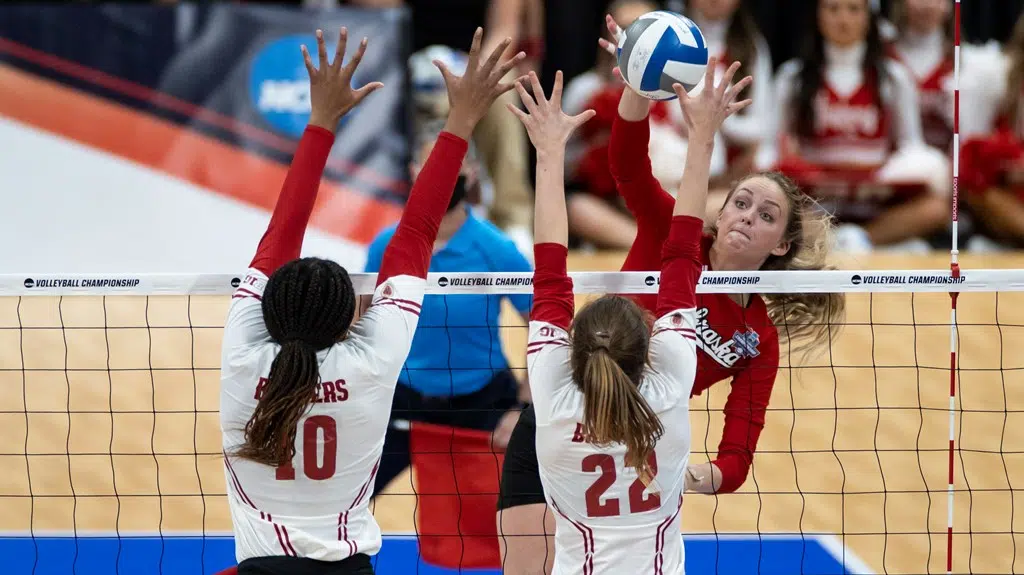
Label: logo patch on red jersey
xmin=732 ymin=328 xmax=761 ymax=359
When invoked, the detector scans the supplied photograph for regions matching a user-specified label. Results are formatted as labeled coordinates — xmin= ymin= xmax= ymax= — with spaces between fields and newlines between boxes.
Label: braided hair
xmin=235 ymin=257 xmax=356 ymax=467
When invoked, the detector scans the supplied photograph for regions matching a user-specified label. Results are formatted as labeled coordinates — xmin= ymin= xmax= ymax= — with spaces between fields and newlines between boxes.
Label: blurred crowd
xmin=167 ymin=0 xmax=1024 ymax=254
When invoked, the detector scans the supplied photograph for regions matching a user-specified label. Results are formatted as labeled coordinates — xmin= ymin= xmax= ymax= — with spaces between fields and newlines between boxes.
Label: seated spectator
xmin=362 ymin=131 xmax=534 ymax=498
xmin=757 ymin=0 xmax=950 ymax=253
xmin=560 ymin=0 xmax=727 ymax=249
xmin=889 ymin=0 xmax=954 ymax=153
xmin=959 ymin=14 xmax=1024 ymax=250
xmin=686 ymin=0 xmax=775 ymax=205
xmin=409 ymin=45 xmax=534 ymax=256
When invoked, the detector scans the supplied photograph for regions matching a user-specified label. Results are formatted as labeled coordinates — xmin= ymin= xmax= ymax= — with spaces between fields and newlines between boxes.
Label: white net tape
xmin=2 ymin=269 xmax=1020 ymax=296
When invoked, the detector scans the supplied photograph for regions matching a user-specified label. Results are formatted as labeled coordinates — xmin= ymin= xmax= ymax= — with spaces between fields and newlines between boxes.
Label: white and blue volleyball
xmin=617 ymin=11 xmax=708 ymax=101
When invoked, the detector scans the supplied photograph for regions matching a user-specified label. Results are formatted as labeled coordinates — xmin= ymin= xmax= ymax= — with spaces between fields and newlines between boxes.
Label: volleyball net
xmin=1 ymin=269 xmax=1023 ymax=575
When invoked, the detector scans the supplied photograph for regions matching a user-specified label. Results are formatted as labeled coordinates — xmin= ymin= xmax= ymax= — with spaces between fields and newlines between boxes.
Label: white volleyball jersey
xmin=528 ymin=310 xmax=698 ymax=575
xmin=220 ymin=268 xmax=424 ymax=563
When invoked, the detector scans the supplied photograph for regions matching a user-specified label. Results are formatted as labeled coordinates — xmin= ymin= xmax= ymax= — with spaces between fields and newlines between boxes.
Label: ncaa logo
xmin=437 ymin=277 xmax=449 ymax=287
xmin=24 ymin=278 xmax=34 ymax=289
xmin=249 ymin=34 xmax=362 ymax=138
xmin=851 ymin=274 xmax=863 ymax=285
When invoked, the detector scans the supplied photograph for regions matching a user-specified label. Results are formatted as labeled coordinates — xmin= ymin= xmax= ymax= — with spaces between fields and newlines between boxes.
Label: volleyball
xmin=617 ymin=11 xmax=709 ymax=101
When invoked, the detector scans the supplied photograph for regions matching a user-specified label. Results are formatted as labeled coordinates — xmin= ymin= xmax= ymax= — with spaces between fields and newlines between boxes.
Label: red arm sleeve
xmin=611 ymin=115 xmax=681 ymax=314
xmin=376 ymin=132 xmax=468 ymax=284
xmin=656 ymin=216 xmax=703 ymax=317
xmin=713 ymin=327 xmax=779 ymax=493
xmin=531 ymin=243 xmax=574 ymax=330
xmin=249 ymin=126 xmax=334 ymax=276
xmin=608 ymin=115 xmax=677 ymax=235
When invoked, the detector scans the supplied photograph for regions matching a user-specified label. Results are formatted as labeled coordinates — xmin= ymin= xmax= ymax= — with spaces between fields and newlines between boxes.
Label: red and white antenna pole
xmin=947 ymin=1 xmax=962 ymax=574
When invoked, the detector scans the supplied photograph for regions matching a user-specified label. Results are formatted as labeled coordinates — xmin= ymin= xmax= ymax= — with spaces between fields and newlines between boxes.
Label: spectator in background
xmin=959 ymin=12 xmax=1024 ymax=249
xmin=890 ymin=0 xmax=954 ymax=152
xmin=363 ymin=130 xmax=534 ymax=497
xmin=757 ymin=0 xmax=950 ymax=252
xmin=560 ymin=0 xmax=721 ymax=250
xmin=348 ymin=0 xmax=541 ymax=250
xmin=685 ymin=0 xmax=775 ymax=200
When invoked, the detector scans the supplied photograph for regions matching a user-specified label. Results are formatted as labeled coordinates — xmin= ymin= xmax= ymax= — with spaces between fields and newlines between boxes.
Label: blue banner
xmin=0 ymin=3 xmax=412 ymax=212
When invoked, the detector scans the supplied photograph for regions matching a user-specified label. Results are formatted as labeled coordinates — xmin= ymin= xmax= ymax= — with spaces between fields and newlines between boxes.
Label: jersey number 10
xmin=276 ymin=415 xmax=337 ymax=481
xmin=583 ymin=452 xmax=660 ymax=517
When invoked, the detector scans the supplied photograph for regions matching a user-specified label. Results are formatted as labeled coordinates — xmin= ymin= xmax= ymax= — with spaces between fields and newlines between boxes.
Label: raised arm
xmin=598 ymin=14 xmax=676 ymax=232
xmin=250 ymin=28 xmax=382 ymax=276
xmin=376 ymin=29 xmax=525 ymax=285
xmin=658 ymin=59 xmax=752 ymax=317
xmin=508 ymin=71 xmax=595 ymax=328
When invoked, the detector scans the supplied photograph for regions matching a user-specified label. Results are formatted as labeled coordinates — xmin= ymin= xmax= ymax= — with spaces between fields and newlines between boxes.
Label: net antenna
xmin=948 ymin=1 xmax=962 ymax=574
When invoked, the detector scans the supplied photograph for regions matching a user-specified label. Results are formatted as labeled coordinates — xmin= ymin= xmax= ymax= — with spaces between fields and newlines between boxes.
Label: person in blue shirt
xmin=364 ymin=135 xmax=534 ymax=496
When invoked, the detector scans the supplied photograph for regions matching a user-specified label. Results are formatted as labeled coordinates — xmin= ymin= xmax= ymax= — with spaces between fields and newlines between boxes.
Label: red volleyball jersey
xmin=801 ymin=74 xmax=891 ymax=168
xmin=606 ymin=111 xmax=781 ymax=494
xmin=916 ymin=57 xmax=955 ymax=150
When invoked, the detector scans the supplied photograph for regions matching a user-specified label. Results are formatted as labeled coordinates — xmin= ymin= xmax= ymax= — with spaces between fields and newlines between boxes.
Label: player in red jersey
xmin=510 ymin=56 xmax=750 ymax=575
xmin=495 ymin=15 xmax=847 ymax=575
xmin=218 ymin=27 xmax=524 ymax=575
xmin=889 ymin=0 xmax=955 ymax=152
xmin=757 ymin=0 xmax=950 ymax=252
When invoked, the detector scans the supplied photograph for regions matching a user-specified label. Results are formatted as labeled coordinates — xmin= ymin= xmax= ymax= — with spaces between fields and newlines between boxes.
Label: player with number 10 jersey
xmin=218 ymin=27 xmax=524 ymax=574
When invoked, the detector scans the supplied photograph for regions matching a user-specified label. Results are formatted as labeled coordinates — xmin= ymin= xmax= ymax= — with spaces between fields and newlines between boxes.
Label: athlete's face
xmin=819 ymin=0 xmax=871 ymax=48
xmin=714 ymin=176 xmax=791 ymax=263
xmin=690 ymin=0 xmax=740 ymax=22
xmin=903 ymin=0 xmax=949 ymax=34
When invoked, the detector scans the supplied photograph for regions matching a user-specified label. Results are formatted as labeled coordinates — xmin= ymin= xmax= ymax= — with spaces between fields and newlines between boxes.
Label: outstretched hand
xmin=436 ymin=27 xmax=526 ymax=140
xmin=672 ymin=57 xmax=752 ymax=142
xmin=508 ymin=71 xmax=596 ymax=155
xmin=303 ymin=27 xmax=384 ymax=130
xmin=597 ymin=14 xmax=626 ymax=84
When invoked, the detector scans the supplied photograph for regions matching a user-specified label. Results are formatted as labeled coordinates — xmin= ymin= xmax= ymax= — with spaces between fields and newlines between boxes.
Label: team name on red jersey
xmin=812 ymin=90 xmax=884 ymax=138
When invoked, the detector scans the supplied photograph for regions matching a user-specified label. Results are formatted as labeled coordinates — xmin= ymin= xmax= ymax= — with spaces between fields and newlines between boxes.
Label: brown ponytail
xmin=571 ymin=295 xmax=662 ymax=485
xmin=235 ymin=340 xmax=320 ymax=466
xmin=581 ymin=348 xmax=663 ymax=485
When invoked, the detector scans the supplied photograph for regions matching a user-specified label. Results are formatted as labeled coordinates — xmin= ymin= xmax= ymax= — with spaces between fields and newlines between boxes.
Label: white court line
xmin=815 ymin=533 xmax=876 ymax=575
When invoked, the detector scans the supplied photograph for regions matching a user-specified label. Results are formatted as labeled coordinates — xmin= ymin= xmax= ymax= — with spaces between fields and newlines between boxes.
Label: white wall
xmin=0 ymin=117 xmax=367 ymax=274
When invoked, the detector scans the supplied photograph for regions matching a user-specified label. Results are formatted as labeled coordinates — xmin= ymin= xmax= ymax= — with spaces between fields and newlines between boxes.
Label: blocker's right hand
xmin=303 ymin=27 xmax=383 ymax=131
xmin=438 ymin=27 xmax=526 ymax=140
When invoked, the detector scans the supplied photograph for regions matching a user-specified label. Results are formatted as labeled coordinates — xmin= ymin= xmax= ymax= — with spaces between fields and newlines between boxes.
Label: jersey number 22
xmin=583 ymin=452 xmax=660 ymax=517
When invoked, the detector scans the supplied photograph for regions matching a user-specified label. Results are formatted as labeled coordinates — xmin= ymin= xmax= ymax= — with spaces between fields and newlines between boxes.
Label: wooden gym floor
xmin=1 ymin=251 xmax=1023 ymax=574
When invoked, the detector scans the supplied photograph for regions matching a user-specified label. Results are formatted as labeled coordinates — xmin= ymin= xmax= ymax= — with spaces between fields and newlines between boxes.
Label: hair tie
xmin=281 ymin=336 xmax=312 ymax=348
xmin=593 ymin=331 xmax=611 ymax=350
